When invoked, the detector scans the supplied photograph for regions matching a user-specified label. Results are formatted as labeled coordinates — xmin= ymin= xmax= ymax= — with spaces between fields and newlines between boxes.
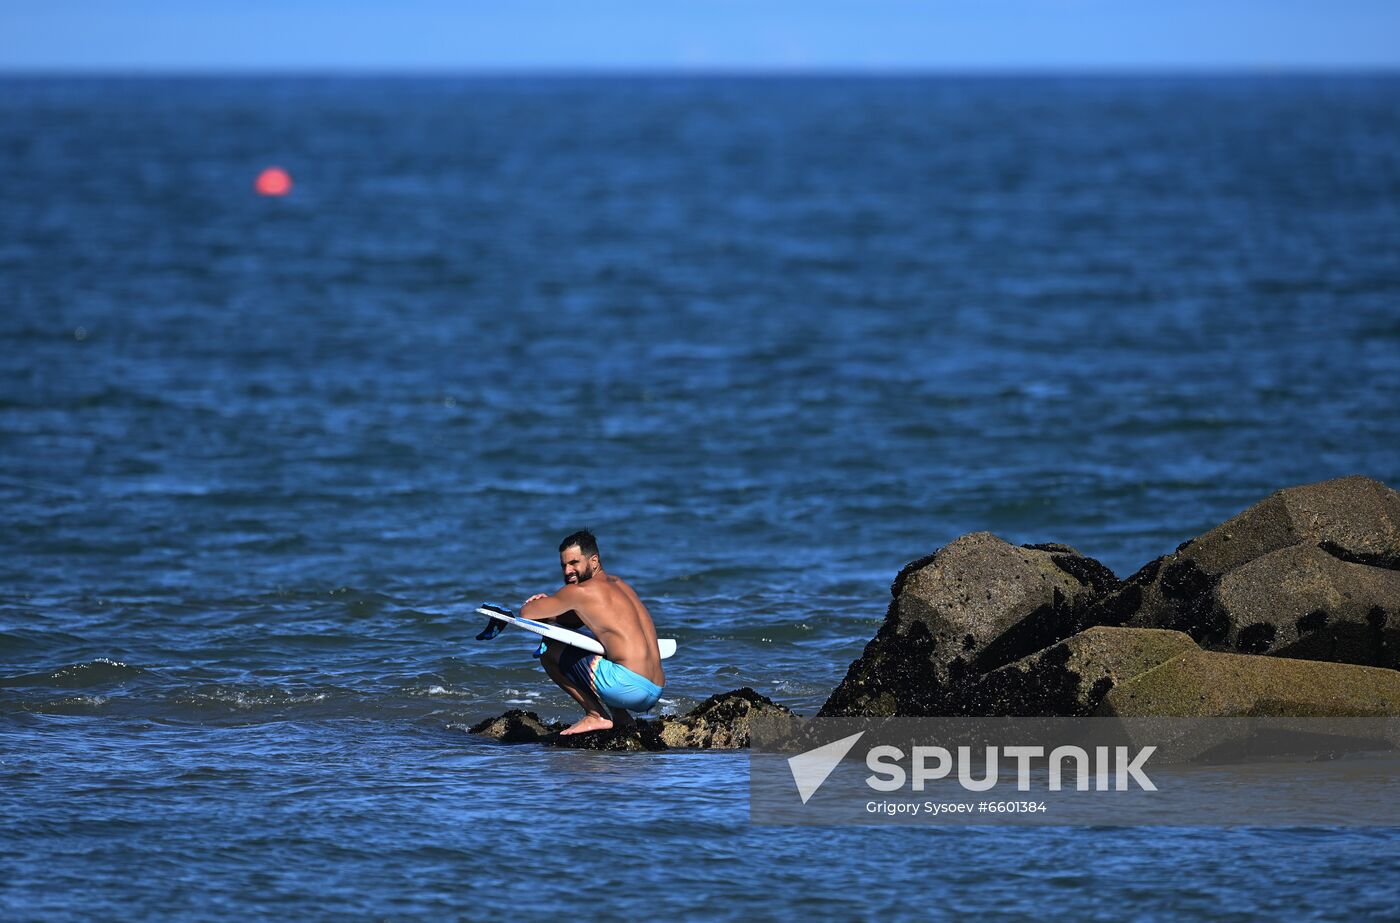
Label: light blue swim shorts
xmin=556 ymin=639 xmax=664 ymax=712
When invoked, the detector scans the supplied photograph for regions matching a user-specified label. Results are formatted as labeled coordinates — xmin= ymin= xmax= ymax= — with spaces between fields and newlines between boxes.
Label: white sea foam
xmin=181 ymin=688 xmax=331 ymax=709
xmin=422 ymin=685 xmax=471 ymax=698
xmin=59 ymin=694 xmax=108 ymax=706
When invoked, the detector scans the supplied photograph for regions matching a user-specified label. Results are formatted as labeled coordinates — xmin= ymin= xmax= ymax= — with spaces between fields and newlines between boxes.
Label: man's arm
xmin=520 ymin=585 xmax=584 ymax=621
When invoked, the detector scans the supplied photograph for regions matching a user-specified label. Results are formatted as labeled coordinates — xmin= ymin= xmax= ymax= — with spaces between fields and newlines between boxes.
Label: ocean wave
xmin=171 ymin=684 xmax=339 ymax=712
xmin=13 ymin=693 xmax=111 ymax=715
xmin=468 ymin=478 xmax=583 ymax=497
xmin=414 ymin=684 xmax=472 ymax=698
xmin=407 ymin=682 xmax=545 ymax=705
xmin=0 ymin=658 xmax=148 ymax=689
xmin=0 ymin=626 xmax=88 ymax=654
xmin=697 ymin=622 xmax=821 ymax=644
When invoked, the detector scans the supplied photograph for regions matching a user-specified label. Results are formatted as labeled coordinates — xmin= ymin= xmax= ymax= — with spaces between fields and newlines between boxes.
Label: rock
xmin=1181 ymin=475 xmax=1400 ymax=573
xmin=953 ymin=626 xmax=1200 ymax=716
xmin=1088 ymin=477 xmax=1400 ymax=668
xmin=467 ymin=709 xmax=561 ymax=743
xmin=1216 ymin=544 xmax=1400 ymax=662
xmin=819 ymin=533 xmax=1118 ymax=716
xmin=547 ymin=721 xmax=669 ymax=752
xmin=467 ymin=688 xmax=793 ymax=751
xmin=658 ymin=687 xmax=797 ymax=749
xmin=1097 ymin=649 xmax=1400 ymax=718
xmin=466 ymin=708 xmax=666 ymax=751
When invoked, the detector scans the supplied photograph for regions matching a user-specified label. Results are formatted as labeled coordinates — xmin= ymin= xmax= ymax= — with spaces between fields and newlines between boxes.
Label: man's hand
xmin=523 ymin=593 xmax=549 ymax=607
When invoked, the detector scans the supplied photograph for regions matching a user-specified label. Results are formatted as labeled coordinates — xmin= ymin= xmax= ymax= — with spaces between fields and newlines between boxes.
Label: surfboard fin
xmin=475 ymin=603 xmax=513 ymax=641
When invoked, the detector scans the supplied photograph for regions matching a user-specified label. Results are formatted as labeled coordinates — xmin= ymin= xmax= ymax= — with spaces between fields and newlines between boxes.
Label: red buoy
xmin=255 ymin=167 xmax=292 ymax=196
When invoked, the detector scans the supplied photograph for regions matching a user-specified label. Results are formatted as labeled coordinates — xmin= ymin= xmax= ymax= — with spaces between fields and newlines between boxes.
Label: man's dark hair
xmin=559 ymin=529 xmax=599 ymax=559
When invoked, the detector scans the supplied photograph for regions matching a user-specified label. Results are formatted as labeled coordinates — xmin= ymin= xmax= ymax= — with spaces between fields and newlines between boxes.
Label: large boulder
xmin=467 ymin=687 xmax=793 ymax=751
xmin=1178 ymin=475 xmax=1400 ymax=572
xmin=1097 ymin=649 xmax=1400 ymax=717
xmin=1089 ymin=477 xmax=1400 ymax=668
xmin=819 ymin=533 xmax=1118 ymax=717
xmin=953 ymin=626 xmax=1200 ymax=716
xmin=1217 ymin=544 xmax=1400 ymax=661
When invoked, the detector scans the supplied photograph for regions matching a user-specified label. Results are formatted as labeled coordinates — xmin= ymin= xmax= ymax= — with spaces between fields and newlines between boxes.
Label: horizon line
xmin=4 ymin=64 xmax=1400 ymax=79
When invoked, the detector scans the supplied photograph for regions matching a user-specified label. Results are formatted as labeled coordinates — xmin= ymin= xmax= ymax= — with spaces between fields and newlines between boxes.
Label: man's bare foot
xmin=560 ymin=714 xmax=614 ymax=735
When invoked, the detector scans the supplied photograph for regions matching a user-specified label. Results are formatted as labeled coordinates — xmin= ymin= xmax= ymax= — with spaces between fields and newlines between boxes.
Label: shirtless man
xmin=521 ymin=530 xmax=666 ymax=735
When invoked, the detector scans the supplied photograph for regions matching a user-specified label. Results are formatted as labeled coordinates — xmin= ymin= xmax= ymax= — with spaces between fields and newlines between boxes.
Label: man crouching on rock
xmin=521 ymin=530 xmax=666 ymax=735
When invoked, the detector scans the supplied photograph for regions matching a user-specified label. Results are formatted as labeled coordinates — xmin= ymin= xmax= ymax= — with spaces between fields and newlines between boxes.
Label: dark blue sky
xmin=3 ymin=0 xmax=1398 ymax=72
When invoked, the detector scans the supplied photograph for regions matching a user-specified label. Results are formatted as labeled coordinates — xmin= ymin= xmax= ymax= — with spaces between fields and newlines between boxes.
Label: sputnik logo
xmin=787 ymin=731 xmax=866 ymax=804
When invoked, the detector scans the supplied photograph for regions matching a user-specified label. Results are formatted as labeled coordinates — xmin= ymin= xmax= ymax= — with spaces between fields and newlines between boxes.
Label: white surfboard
xmin=475 ymin=605 xmax=677 ymax=660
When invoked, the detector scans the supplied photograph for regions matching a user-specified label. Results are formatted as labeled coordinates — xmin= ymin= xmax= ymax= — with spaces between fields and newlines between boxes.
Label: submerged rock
xmin=467 ymin=687 xmax=794 ymax=751
xmin=819 ymin=533 xmax=1117 ymax=717
xmin=1089 ymin=477 xmax=1400 ymax=668
xmin=1097 ymin=649 xmax=1400 ymax=718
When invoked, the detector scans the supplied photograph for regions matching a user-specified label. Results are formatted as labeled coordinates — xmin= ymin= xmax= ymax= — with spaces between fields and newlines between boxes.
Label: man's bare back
xmin=565 ymin=573 xmax=664 ymax=686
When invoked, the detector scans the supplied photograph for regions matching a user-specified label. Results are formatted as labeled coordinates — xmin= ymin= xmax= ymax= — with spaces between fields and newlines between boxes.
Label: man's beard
xmin=570 ymin=565 xmax=595 ymax=584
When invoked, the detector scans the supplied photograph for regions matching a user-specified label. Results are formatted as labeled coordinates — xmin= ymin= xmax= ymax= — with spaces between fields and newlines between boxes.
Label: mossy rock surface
xmin=954 ymin=626 xmax=1200 ymax=716
xmin=1097 ymin=649 xmax=1400 ymax=718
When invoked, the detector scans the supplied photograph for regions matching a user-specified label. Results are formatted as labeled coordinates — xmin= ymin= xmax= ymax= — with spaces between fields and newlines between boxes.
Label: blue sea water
xmin=2 ymin=75 xmax=1399 ymax=919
